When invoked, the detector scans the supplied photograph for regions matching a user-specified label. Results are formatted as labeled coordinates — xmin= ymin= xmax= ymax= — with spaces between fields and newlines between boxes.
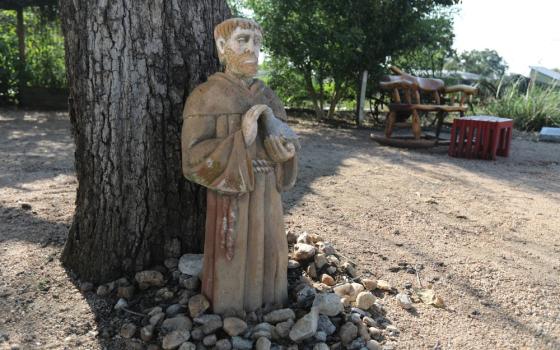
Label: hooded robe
xmin=181 ymin=72 xmax=297 ymax=314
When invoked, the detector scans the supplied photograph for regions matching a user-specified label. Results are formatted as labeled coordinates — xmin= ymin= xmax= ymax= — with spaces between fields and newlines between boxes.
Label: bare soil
xmin=1 ymin=109 xmax=559 ymax=349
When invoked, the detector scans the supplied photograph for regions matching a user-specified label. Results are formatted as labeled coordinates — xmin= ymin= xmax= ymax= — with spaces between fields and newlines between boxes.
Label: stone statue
xmin=181 ymin=18 xmax=299 ymax=315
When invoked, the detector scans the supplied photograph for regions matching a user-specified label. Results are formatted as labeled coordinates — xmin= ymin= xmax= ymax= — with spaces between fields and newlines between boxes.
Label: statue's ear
xmin=216 ymin=37 xmax=226 ymax=55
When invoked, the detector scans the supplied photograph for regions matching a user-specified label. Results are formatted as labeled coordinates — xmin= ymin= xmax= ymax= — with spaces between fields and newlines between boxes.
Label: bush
xmin=482 ymin=83 xmax=560 ymax=131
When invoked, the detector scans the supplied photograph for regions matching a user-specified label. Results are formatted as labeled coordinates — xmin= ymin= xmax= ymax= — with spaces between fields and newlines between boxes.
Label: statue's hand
xmin=242 ymin=104 xmax=274 ymax=146
xmin=264 ymin=136 xmax=296 ymax=163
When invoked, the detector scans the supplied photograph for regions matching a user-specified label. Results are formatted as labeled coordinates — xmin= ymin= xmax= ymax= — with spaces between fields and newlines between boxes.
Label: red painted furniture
xmin=449 ymin=116 xmax=513 ymax=160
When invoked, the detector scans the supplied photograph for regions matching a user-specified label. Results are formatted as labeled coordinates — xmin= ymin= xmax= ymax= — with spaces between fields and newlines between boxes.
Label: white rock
xmin=396 ymin=293 xmax=413 ymax=309
xmin=297 ymin=232 xmax=311 ymax=244
xmin=313 ymin=293 xmax=343 ymax=316
xmin=356 ymin=291 xmax=376 ymax=310
xmin=114 ymin=298 xmax=128 ymax=310
xmin=162 ymin=330 xmax=190 ymax=350
xmin=293 ymin=243 xmax=316 ymax=261
xmin=289 ymin=308 xmax=319 ymax=342
xmin=178 ymin=254 xmax=204 ymax=276
xmin=376 ymin=280 xmax=392 ymax=291
xmin=263 ymin=309 xmax=296 ymax=324
xmin=223 ymin=317 xmax=248 ymax=336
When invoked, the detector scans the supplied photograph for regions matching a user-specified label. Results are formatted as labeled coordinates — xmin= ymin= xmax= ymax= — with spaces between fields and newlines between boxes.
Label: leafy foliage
xmin=248 ymin=0 xmax=459 ymax=117
xmin=481 ymin=81 xmax=560 ymax=131
xmin=445 ymin=49 xmax=508 ymax=78
xmin=0 ymin=7 xmax=65 ymax=103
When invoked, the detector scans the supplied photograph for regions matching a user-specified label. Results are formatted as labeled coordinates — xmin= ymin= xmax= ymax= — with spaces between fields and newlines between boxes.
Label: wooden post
xmin=357 ymin=70 xmax=368 ymax=126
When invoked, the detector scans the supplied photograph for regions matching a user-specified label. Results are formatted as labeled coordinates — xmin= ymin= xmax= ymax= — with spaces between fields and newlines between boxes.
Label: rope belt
xmin=252 ymin=159 xmax=274 ymax=173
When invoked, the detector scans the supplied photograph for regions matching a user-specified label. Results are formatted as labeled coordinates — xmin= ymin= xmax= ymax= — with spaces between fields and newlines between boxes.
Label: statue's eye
xmin=237 ymin=35 xmax=249 ymax=44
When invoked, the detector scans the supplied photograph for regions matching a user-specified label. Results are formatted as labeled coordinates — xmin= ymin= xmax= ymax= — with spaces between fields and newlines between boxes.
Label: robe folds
xmin=181 ymin=72 xmax=298 ymax=314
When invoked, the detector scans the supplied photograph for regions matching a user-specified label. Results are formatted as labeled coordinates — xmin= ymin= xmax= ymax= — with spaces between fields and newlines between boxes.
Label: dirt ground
xmin=1 ymin=109 xmax=559 ymax=350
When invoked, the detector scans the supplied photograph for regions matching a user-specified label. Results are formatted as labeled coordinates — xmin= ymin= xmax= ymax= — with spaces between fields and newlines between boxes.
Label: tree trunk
xmin=303 ymin=68 xmax=324 ymax=119
xmin=60 ymin=0 xmax=230 ymax=283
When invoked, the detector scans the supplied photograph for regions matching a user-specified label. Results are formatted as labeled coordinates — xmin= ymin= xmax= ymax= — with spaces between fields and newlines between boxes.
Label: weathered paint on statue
xmin=181 ymin=18 xmax=299 ymax=314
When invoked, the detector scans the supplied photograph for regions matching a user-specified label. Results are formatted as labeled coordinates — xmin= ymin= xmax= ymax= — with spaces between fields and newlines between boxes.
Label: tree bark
xmin=60 ymin=0 xmax=230 ymax=283
xmin=303 ymin=67 xmax=324 ymax=119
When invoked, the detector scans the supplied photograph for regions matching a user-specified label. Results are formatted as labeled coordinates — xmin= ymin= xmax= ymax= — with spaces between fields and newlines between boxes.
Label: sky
xmin=453 ymin=0 xmax=560 ymax=76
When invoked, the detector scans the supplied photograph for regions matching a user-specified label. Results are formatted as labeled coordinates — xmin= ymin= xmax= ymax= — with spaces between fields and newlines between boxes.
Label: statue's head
xmin=214 ymin=18 xmax=263 ymax=79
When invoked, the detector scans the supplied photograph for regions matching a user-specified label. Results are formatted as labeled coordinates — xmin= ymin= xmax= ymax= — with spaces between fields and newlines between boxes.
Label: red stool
xmin=449 ymin=116 xmax=513 ymax=160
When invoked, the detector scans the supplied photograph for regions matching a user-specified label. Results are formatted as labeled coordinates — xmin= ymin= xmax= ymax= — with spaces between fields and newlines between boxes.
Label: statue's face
xmin=217 ymin=27 xmax=262 ymax=79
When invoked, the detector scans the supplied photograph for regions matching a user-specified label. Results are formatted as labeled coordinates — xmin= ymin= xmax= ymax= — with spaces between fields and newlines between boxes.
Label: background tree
xmin=61 ymin=0 xmax=230 ymax=283
xmin=445 ymin=49 xmax=508 ymax=78
xmin=248 ymin=0 xmax=459 ymax=119
xmin=392 ymin=7 xmax=456 ymax=77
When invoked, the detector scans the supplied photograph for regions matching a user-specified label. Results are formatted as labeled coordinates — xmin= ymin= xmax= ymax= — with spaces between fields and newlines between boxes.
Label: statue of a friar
xmin=181 ymin=18 xmax=299 ymax=315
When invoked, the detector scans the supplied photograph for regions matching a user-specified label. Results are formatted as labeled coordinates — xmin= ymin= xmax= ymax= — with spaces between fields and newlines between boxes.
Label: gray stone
xmin=135 ymin=270 xmax=165 ymax=289
xmin=190 ymin=327 xmax=204 ymax=341
xmin=313 ymin=293 xmax=343 ymax=316
xmin=289 ymin=308 xmax=318 ymax=342
xmin=358 ymin=323 xmax=370 ymax=341
xmin=96 ymin=284 xmax=110 ymax=296
xmin=223 ymin=317 xmax=248 ymax=336
xmin=194 ymin=314 xmax=222 ymax=334
xmin=148 ymin=306 xmax=163 ymax=316
xmin=231 ymin=336 xmax=253 ymax=350
xmin=317 ymin=315 xmax=336 ymax=336
xmin=256 ymin=337 xmax=271 ymax=350
xmin=368 ymin=327 xmax=382 ymax=337
xmin=317 ymin=242 xmax=336 ymax=255
xmin=362 ymin=317 xmax=377 ymax=327
xmin=342 ymin=262 xmax=358 ymax=278
xmin=117 ymin=285 xmax=135 ymax=299
xmin=162 ymin=316 xmax=193 ymax=333
xmin=119 ymin=323 xmax=136 ymax=338
xmin=165 ymin=257 xmax=179 ymax=270
xmin=293 ymin=243 xmax=316 ymax=261
xmin=202 ymin=334 xmax=217 ymax=347
xmin=539 ymin=127 xmax=560 ymax=142
xmin=188 ymin=294 xmax=210 ymax=318
xmin=313 ymin=343 xmax=329 ymax=350
xmin=396 ymin=293 xmax=413 ymax=310
xmin=314 ymin=254 xmax=328 ymax=269
xmin=162 ymin=330 xmax=190 ymax=350
xmin=215 ymin=339 xmax=232 ymax=350
xmin=155 ymin=287 xmax=174 ymax=301
xmin=274 ymin=318 xmax=294 ymax=339
xmin=314 ymin=331 xmax=327 ymax=342
xmin=180 ymin=275 xmax=201 ymax=291
xmin=140 ymin=325 xmax=155 ymax=342
xmin=350 ymin=313 xmax=361 ymax=324
xmin=339 ymin=322 xmax=358 ymax=345
xmin=149 ymin=312 xmax=166 ymax=326
xmin=366 ymin=340 xmax=382 ymax=350
xmin=287 ymin=260 xmax=300 ymax=269
xmin=179 ymin=343 xmax=196 ymax=350
xmin=166 ymin=304 xmax=186 ymax=316
xmin=351 ymin=308 xmax=371 ymax=318
xmin=348 ymin=337 xmax=366 ymax=349
xmin=296 ymin=285 xmax=316 ymax=306
xmin=178 ymin=254 xmax=204 ymax=276
xmin=80 ymin=281 xmax=94 ymax=292
xmin=263 ymin=308 xmax=296 ymax=324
